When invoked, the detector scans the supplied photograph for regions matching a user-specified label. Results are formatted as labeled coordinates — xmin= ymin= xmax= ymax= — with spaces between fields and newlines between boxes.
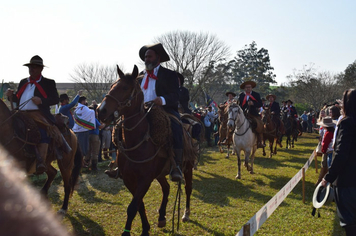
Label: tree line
xmin=3 ymin=30 xmax=355 ymax=114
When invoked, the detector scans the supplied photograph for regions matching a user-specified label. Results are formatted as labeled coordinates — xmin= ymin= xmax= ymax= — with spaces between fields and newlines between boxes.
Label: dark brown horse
xmin=97 ymin=65 xmax=196 ymax=236
xmin=261 ymin=108 xmax=281 ymax=158
xmin=0 ymin=99 xmax=82 ymax=214
xmin=217 ymin=103 xmax=234 ymax=158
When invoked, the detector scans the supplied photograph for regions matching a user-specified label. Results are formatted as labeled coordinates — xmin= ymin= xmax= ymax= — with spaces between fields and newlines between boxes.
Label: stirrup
xmin=170 ymin=166 xmax=183 ymax=182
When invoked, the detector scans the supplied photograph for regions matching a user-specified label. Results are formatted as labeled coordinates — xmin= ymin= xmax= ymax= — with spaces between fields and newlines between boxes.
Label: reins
xmin=106 ymin=83 xmax=162 ymax=164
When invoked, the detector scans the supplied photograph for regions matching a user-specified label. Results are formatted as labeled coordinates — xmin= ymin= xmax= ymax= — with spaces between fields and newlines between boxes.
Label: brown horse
xmin=97 ymin=65 xmax=196 ymax=236
xmin=0 ymin=99 xmax=82 ymax=214
xmin=261 ymin=108 xmax=281 ymax=158
xmin=217 ymin=103 xmax=234 ymax=158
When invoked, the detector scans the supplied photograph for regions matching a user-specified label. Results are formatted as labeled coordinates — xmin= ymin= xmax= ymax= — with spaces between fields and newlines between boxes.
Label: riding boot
xmin=170 ymin=149 xmax=183 ymax=182
xmin=36 ymin=143 xmax=48 ymax=174
xmin=257 ymin=133 xmax=266 ymax=148
xmin=315 ymin=167 xmax=328 ymax=186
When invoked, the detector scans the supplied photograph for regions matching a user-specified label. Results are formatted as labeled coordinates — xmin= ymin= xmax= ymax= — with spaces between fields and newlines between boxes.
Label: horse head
xmin=227 ymin=103 xmax=240 ymax=129
xmin=98 ymin=65 xmax=141 ymax=124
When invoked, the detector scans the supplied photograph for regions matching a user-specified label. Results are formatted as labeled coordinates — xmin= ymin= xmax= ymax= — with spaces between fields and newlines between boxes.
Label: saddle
xmin=12 ymin=111 xmax=65 ymax=160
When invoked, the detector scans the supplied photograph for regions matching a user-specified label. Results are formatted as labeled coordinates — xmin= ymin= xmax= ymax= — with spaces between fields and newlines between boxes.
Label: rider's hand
xmin=248 ymin=100 xmax=254 ymax=106
xmin=153 ymin=97 xmax=162 ymax=106
xmin=5 ymin=89 xmax=14 ymax=97
xmin=321 ymin=178 xmax=328 ymax=187
xmin=78 ymin=90 xmax=83 ymax=96
xmin=32 ymin=96 xmax=42 ymax=105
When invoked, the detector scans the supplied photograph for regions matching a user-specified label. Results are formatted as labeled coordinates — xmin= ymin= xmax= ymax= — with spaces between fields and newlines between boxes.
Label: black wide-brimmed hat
xmin=225 ymin=91 xmax=236 ymax=97
xmin=139 ymin=43 xmax=170 ymax=63
xmin=312 ymin=182 xmax=334 ymax=209
xmin=286 ymin=99 xmax=293 ymax=104
xmin=176 ymin=72 xmax=185 ymax=85
xmin=266 ymin=94 xmax=276 ymax=100
xmin=240 ymin=80 xmax=256 ymax=89
xmin=23 ymin=55 xmax=46 ymax=67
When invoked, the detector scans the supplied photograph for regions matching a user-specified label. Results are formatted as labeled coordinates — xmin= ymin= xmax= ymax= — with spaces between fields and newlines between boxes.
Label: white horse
xmin=227 ymin=103 xmax=257 ymax=179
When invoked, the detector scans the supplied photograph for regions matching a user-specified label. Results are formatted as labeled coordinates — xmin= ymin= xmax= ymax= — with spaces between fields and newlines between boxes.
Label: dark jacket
xmin=324 ymin=117 xmax=356 ymax=187
xmin=179 ymin=86 xmax=191 ymax=114
xmin=13 ymin=77 xmax=59 ymax=123
xmin=267 ymin=101 xmax=280 ymax=115
xmin=238 ymin=91 xmax=263 ymax=117
xmin=156 ymin=66 xmax=180 ymax=115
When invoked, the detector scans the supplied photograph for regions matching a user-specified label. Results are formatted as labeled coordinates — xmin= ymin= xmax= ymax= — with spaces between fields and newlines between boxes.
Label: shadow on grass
xmin=67 ymin=212 xmax=105 ymax=236
xmin=193 ymin=169 xmax=271 ymax=206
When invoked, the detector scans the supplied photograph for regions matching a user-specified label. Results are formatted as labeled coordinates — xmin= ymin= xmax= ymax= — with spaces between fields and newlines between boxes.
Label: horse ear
xmin=132 ymin=65 xmax=138 ymax=79
xmin=117 ymin=65 xmax=125 ymax=79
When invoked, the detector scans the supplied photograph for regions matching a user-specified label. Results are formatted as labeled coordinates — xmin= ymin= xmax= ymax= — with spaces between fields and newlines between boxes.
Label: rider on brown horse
xmin=266 ymin=94 xmax=285 ymax=139
xmin=220 ymin=91 xmax=236 ymax=145
xmin=237 ymin=80 xmax=265 ymax=148
xmin=139 ymin=43 xmax=183 ymax=182
xmin=6 ymin=55 xmax=71 ymax=174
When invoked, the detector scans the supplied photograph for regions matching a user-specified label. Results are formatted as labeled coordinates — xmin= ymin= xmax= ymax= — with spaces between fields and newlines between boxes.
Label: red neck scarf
xmin=16 ymin=76 xmax=47 ymax=99
xmin=143 ymin=68 xmax=159 ymax=90
xmin=242 ymin=92 xmax=256 ymax=107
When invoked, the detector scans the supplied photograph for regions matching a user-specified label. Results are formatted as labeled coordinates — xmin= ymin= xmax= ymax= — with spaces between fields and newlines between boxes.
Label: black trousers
xmin=169 ymin=110 xmax=183 ymax=149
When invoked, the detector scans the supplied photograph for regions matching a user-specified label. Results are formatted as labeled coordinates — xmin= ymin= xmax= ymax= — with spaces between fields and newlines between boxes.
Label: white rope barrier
xmin=236 ymin=150 xmax=316 ymax=236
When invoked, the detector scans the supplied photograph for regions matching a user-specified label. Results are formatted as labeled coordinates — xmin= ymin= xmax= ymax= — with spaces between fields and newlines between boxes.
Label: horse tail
xmin=70 ymin=143 xmax=83 ymax=196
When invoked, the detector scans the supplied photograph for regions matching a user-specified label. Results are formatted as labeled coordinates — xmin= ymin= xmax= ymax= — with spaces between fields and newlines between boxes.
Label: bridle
xmin=103 ymin=81 xmax=161 ymax=164
xmin=228 ymin=105 xmax=250 ymax=136
xmin=104 ymin=82 xmax=139 ymax=111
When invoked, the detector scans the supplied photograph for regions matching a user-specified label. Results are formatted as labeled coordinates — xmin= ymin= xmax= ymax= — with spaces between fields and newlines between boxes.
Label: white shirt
xmin=141 ymin=65 xmax=166 ymax=105
xmin=19 ymin=77 xmax=41 ymax=111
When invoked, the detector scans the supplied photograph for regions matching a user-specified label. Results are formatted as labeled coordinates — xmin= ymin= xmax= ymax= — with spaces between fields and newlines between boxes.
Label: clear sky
xmin=1 ymin=0 xmax=355 ymax=85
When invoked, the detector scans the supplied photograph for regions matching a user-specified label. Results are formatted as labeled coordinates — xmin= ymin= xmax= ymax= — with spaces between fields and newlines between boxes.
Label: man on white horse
xmin=237 ymin=80 xmax=265 ymax=148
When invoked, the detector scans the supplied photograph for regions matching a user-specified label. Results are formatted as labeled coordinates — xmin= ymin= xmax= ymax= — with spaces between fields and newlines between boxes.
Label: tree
xmin=231 ymin=41 xmax=277 ymax=92
xmin=339 ymin=60 xmax=356 ymax=88
xmin=70 ymin=63 xmax=118 ymax=102
xmin=287 ymin=64 xmax=341 ymax=111
xmin=154 ymin=31 xmax=230 ymax=102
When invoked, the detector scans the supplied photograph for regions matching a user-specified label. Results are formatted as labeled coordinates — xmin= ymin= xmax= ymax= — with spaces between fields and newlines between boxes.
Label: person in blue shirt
xmin=59 ymin=90 xmax=82 ymax=129
xmin=300 ymin=111 xmax=308 ymax=132
xmin=86 ymin=107 xmax=105 ymax=171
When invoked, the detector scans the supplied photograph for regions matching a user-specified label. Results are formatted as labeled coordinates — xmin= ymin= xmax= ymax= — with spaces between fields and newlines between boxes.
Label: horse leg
xmin=156 ymin=176 xmax=170 ymax=227
xmin=138 ymin=201 xmax=150 ymax=236
xmin=226 ymin=145 xmax=230 ymax=158
xmin=262 ymin=145 xmax=266 ymax=156
xmin=235 ymin=151 xmax=241 ymax=179
xmin=123 ymin=183 xmax=151 ymax=236
xmin=244 ymin=152 xmax=252 ymax=173
xmin=41 ymin=164 xmax=57 ymax=196
xmin=182 ymin=165 xmax=193 ymax=223
xmin=269 ymin=139 xmax=273 ymax=158
xmin=219 ymin=144 xmax=223 ymax=153
xmin=250 ymin=151 xmax=256 ymax=174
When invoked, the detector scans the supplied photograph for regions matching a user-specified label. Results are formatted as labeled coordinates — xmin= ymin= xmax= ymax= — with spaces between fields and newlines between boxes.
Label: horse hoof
xmin=182 ymin=215 xmax=190 ymax=223
xmin=250 ymin=171 xmax=255 ymax=174
xmin=157 ymin=220 xmax=166 ymax=228
xmin=263 ymin=153 xmax=266 ymax=156
xmin=225 ymin=155 xmax=229 ymax=159
xmin=235 ymin=175 xmax=241 ymax=179
xmin=57 ymin=209 xmax=67 ymax=217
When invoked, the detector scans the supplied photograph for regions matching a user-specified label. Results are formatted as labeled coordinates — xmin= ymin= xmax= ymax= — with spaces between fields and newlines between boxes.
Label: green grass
xmin=32 ymin=133 xmax=345 ymax=236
